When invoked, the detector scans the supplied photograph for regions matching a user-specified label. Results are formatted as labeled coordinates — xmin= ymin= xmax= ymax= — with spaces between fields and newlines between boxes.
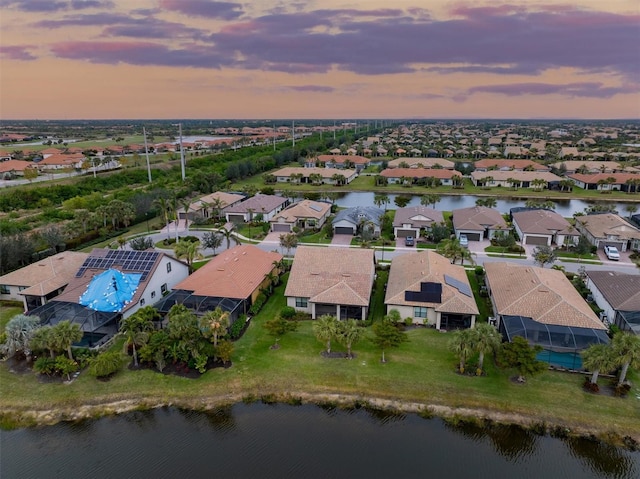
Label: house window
xmin=295 ymin=297 xmax=308 ymax=308
xmin=414 ymin=307 xmax=428 ymax=318
xmin=151 ymin=291 xmax=156 ymax=299
xmin=166 ymin=262 xmax=172 ymax=273
xmin=0 ymin=285 xmax=9 ymax=294
xmin=140 ymin=298 xmax=145 ymax=306
xmin=161 ymin=283 xmax=168 ymax=294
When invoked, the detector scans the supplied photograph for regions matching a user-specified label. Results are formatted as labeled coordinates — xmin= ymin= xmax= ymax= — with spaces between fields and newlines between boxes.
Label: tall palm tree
xmin=221 ymin=224 xmax=236 ymax=249
xmin=337 ymin=319 xmax=363 ymax=358
xmin=153 ymin=197 xmax=171 ymax=241
xmin=581 ymin=343 xmax=615 ymax=387
xmin=313 ymin=314 xmax=338 ymax=354
xmin=612 ymin=332 xmax=640 ymax=386
xmin=180 ymin=198 xmax=191 ymax=233
xmin=200 ymin=307 xmax=230 ymax=348
xmin=471 ymin=323 xmax=502 ymax=375
xmin=53 ymin=320 xmax=83 ymax=360
xmin=170 ymin=196 xmax=180 ymax=242
xmin=30 ymin=325 xmax=56 ymax=358
xmin=437 ymin=238 xmax=464 ymax=264
xmin=174 ymin=240 xmax=203 ymax=273
xmin=449 ymin=328 xmax=474 ymax=374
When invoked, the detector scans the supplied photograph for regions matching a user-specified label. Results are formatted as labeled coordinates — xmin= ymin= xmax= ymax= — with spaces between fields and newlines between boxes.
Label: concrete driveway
xmin=331 ymin=234 xmax=353 ymax=246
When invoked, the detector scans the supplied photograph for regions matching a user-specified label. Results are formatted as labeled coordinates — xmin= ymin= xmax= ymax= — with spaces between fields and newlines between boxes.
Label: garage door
xmin=334 ymin=226 xmax=354 ymax=235
xmin=601 ymin=241 xmax=623 ymax=250
xmin=396 ymin=229 xmax=414 ymax=238
xmin=525 ymin=235 xmax=548 ymax=245
xmin=272 ymin=223 xmax=291 ymax=232
xmin=227 ymin=214 xmax=246 ymax=224
xmin=464 ymin=233 xmax=481 ymax=241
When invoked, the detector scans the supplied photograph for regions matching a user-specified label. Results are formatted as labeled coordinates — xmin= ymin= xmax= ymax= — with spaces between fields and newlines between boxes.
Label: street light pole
xmin=143 ymin=126 xmax=152 ymax=183
xmin=179 ymin=123 xmax=185 ymax=181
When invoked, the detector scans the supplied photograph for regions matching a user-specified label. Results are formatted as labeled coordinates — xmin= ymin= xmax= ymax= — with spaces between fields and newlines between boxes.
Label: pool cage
xmin=499 ymin=315 xmax=610 ymax=370
xmin=153 ymin=290 xmax=245 ymax=325
xmin=615 ymin=310 xmax=640 ymax=335
xmin=27 ymin=301 xmax=120 ymax=348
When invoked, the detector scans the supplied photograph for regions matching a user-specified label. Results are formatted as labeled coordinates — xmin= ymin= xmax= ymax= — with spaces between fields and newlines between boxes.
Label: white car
xmin=459 ymin=234 xmax=468 ymax=247
xmin=604 ymin=245 xmax=620 ymax=261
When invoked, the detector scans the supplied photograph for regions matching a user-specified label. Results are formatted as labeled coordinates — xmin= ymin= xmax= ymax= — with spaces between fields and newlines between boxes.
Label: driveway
xmin=331 ymin=234 xmax=353 ymax=246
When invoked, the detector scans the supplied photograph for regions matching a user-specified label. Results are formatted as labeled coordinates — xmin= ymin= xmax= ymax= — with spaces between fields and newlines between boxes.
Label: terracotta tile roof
xmin=38 ymin=153 xmax=85 ymax=166
xmin=385 ymin=250 xmax=479 ymax=315
xmin=474 ymin=159 xmax=549 ymax=170
xmin=485 ymin=262 xmax=605 ymax=329
xmin=225 ymin=194 xmax=288 ymax=214
xmin=568 ymin=172 xmax=640 ymax=184
xmin=285 ymin=246 xmax=375 ymax=306
xmin=270 ymin=200 xmax=331 ymax=223
xmin=387 ymin=158 xmax=455 ymax=169
xmin=512 ymin=209 xmax=576 ymax=236
xmin=380 ymin=168 xmax=461 ymax=179
xmin=471 ymin=170 xmax=562 ymax=182
xmin=393 ymin=206 xmax=443 ymax=228
xmin=272 ymin=166 xmax=357 ymax=179
xmin=0 ymin=159 xmax=35 ymax=173
xmin=576 ymin=213 xmax=640 ymax=241
xmin=0 ymin=251 xmax=89 ymax=295
xmin=317 ymin=154 xmax=369 ymax=164
xmin=452 ymin=206 xmax=508 ymax=232
xmin=189 ymin=191 xmax=245 ymax=212
xmin=175 ymin=245 xmax=282 ymax=300
xmin=586 ymin=271 xmax=640 ymax=311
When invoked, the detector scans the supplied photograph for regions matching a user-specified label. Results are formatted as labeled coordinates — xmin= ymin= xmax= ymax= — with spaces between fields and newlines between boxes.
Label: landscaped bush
xmin=229 ymin=315 xmax=248 ymax=340
xmin=34 ymin=356 xmax=56 ymax=375
xmin=474 ymin=266 xmax=484 ymax=276
xmin=280 ymin=306 xmax=296 ymax=319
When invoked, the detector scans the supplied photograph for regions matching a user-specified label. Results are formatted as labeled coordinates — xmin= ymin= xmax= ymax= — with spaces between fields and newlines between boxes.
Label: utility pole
xmin=143 ymin=126 xmax=152 ymax=183
xmin=179 ymin=123 xmax=185 ymax=181
xmin=273 ymin=122 xmax=276 ymax=151
xmin=292 ymin=120 xmax=295 ymax=148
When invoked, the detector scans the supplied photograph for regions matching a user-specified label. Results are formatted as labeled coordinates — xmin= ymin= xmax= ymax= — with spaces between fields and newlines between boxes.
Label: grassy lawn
xmin=368 ymin=268 xmax=388 ymax=322
xmin=0 ymin=303 xmax=23 ymax=332
xmin=555 ymin=251 xmax=598 ymax=260
xmin=559 ymin=258 xmax=603 ymax=265
xmin=298 ymin=230 xmax=332 ymax=244
xmin=466 ymin=271 xmax=492 ymax=322
xmin=417 ymin=243 xmax=438 ymax=249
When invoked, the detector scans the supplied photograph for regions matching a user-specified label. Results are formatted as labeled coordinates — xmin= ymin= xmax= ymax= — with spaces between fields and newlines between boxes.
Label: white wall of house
xmin=585 ymin=278 xmax=616 ymax=324
xmin=333 ymin=219 xmax=357 ymax=233
xmin=0 ymin=284 xmax=27 ymax=302
xmin=386 ymin=304 xmax=437 ymax=326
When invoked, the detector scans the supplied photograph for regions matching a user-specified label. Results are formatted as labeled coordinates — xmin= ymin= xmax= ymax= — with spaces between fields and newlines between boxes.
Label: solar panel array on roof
xmin=405 ymin=282 xmax=442 ymax=303
xmin=76 ymin=250 xmax=160 ymax=281
xmin=444 ymin=274 xmax=472 ymax=297
xmin=309 ymin=204 xmax=323 ymax=212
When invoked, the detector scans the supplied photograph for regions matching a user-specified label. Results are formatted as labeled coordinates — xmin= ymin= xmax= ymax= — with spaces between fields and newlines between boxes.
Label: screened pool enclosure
xmin=499 ymin=315 xmax=609 ymax=369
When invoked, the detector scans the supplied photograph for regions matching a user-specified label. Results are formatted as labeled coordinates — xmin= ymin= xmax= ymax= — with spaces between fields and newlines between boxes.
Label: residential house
xmin=393 ymin=206 xmax=444 ymax=239
xmin=332 ymin=206 xmax=385 ymax=236
xmin=473 ymin=159 xmax=550 ymax=172
xmin=0 ymin=159 xmax=37 ymax=178
xmin=270 ymin=200 xmax=331 ymax=233
xmin=272 ymin=166 xmax=358 ymax=185
xmin=586 ymin=271 xmax=640 ymax=334
xmin=386 ymin=158 xmax=455 ymax=169
xmin=550 ymin=160 xmax=637 ymax=175
xmin=485 ymin=262 xmax=608 ymax=368
xmin=574 ymin=213 xmax=640 ymax=252
xmin=28 ymin=249 xmax=189 ymax=347
xmin=37 ymin=153 xmax=86 ymax=171
xmin=317 ymin=154 xmax=370 ymax=171
xmin=184 ymin=191 xmax=245 ymax=221
xmin=155 ymin=245 xmax=282 ymax=323
xmin=512 ymin=209 xmax=578 ymax=246
xmin=0 ymin=251 xmax=89 ymax=310
xmin=385 ymin=250 xmax=478 ymax=329
xmin=380 ymin=168 xmax=462 ymax=186
xmin=567 ymin=172 xmax=640 ymax=192
xmin=224 ymin=194 xmax=289 ymax=223
xmin=285 ymin=246 xmax=375 ymax=320
xmin=470 ymin=170 xmax=562 ymax=188
xmin=452 ymin=206 xmax=509 ymax=241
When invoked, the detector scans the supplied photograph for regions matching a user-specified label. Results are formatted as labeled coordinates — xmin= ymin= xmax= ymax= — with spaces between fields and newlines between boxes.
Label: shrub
xmin=474 ymin=266 xmax=484 ymax=276
xmin=249 ymin=298 xmax=265 ymax=315
xmin=281 ymin=306 xmax=297 ymax=319
xmin=34 ymin=356 xmax=56 ymax=375
xmin=404 ymin=317 xmax=413 ymax=327
xmin=88 ymin=351 xmax=123 ymax=378
xmin=229 ymin=315 xmax=247 ymax=340
xmin=181 ymin=235 xmax=200 ymax=243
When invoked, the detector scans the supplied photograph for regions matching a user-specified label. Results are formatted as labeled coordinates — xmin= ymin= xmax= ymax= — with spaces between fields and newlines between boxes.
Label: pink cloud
xmin=0 ymin=45 xmax=37 ymax=60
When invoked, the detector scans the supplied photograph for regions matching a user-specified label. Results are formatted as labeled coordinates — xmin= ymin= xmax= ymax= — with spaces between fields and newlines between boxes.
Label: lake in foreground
xmin=2 ymin=403 xmax=638 ymax=479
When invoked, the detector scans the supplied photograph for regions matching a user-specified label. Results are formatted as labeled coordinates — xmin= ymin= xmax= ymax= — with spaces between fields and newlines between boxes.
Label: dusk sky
xmin=1 ymin=0 xmax=639 ymax=120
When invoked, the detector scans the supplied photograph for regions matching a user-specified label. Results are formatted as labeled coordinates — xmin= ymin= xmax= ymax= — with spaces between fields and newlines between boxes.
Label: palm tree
xmin=437 ymin=238 xmax=465 ymax=264
xmin=3 ymin=314 xmax=41 ymax=357
xmin=170 ymin=196 xmax=180 ymax=242
xmin=154 ymin=197 xmax=171 ymax=240
xmin=200 ymin=307 xmax=230 ymax=348
xmin=337 ymin=319 xmax=363 ymax=358
xmin=279 ymin=233 xmax=298 ymax=257
xmin=625 ymin=203 xmax=638 ymax=219
xmin=611 ymin=332 xmax=640 ymax=386
xmin=581 ymin=343 xmax=615 ymax=387
xmin=53 ymin=320 xmax=83 ymax=360
xmin=174 ymin=240 xmax=203 ymax=273
xmin=373 ymin=193 xmax=390 ymax=211
xmin=313 ymin=314 xmax=338 ymax=354
xmin=531 ymin=178 xmax=547 ymax=191
xmin=448 ymin=328 xmax=474 ymax=374
xmin=119 ymin=316 xmax=151 ymax=367
xmin=471 ymin=323 xmax=502 ymax=375
xmin=221 ymin=224 xmax=237 ymax=249
xmin=209 ymin=196 xmax=225 ymax=220
xmin=30 ymin=325 xmax=56 ymax=358
xmin=180 ymin=198 xmax=191 ymax=233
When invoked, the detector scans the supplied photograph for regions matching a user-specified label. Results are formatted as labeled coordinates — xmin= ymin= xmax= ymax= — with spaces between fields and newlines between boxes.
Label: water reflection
xmin=566 ymin=436 xmax=636 ymax=478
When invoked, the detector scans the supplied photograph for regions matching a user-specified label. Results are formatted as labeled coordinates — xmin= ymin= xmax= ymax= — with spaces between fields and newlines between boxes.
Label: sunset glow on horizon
xmin=1 ymin=0 xmax=638 ymax=120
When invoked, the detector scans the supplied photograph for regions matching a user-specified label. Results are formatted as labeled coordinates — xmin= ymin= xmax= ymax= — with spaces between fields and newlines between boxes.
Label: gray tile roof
xmin=586 ymin=271 xmax=640 ymax=311
xmin=332 ymin=206 xmax=385 ymax=227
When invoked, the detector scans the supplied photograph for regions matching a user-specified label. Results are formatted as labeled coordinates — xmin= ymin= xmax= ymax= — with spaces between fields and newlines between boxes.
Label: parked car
xmin=604 ymin=245 xmax=620 ymax=261
xmin=459 ymin=234 xmax=468 ymax=247
xmin=405 ymin=236 xmax=414 ymax=247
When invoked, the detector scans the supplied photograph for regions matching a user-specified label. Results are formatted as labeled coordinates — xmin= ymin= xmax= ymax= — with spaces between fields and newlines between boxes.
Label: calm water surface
xmin=1 ymin=403 xmax=638 ymax=479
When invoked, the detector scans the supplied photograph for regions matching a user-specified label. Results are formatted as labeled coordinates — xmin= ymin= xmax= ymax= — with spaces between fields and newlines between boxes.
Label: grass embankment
xmin=1 ymin=282 xmax=638 ymax=441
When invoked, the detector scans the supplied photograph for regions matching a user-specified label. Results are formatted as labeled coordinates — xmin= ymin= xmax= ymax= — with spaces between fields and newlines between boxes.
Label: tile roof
xmin=380 ymin=168 xmax=462 ymax=179
xmin=452 ymin=206 xmax=508 ymax=232
xmin=471 ymin=170 xmax=562 ymax=182
xmin=333 ymin=206 xmax=385 ymax=227
xmin=485 ymin=262 xmax=605 ymax=329
xmin=189 ymin=191 xmax=245 ymax=212
xmin=175 ymin=245 xmax=282 ymax=300
xmin=393 ymin=206 xmax=443 ymax=228
xmin=225 ymin=194 xmax=288 ymax=214
xmin=285 ymin=246 xmax=375 ymax=306
xmin=568 ymin=172 xmax=640 ymax=184
xmin=586 ymin=271 xmax=640 ymax=311
xmin=0 ymin=251 xmax=89 ymax=295
xmin=474 ymin=159 xmax=549 ymax=170
xmin=270 ymin=200 xmax=331 ymax=223
xmin=0 ymin=159 xmax=36 ymax=173
xmin=512 ymin=209 xmax=576 ymax=236
xmin=385 ymin=250 xmax=479 ymax=315
xmin=576 ymin=213 xmax=640 ymax=240
xmin=317 ymin=154 xmax=369 ymax=164
xmin=272 ymin=166 xmax=357 ymax=179
xmin=387 ymin=158 xmax=455 ymax=169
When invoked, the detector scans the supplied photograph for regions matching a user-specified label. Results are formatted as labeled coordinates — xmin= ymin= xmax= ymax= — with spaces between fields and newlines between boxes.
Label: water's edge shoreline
xmin=3 ymin=392 xmax=639 ymax=450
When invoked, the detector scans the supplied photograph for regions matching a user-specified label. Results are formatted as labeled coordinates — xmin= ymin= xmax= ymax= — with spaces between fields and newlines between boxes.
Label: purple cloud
xmin=287 ymin=85 xmax=335 ymax=93
xmin=35 ymin=13 xmax=136 ymax=28
xmin=159 ymin=0 xmax=243 ymax=20
xmin=0 ymin=45 xmax=37 ymax=60
xmin=2 ymin=0 xmax=67 ymax=12
xmin=466 ymin=82 xmax=639 ymax=98
xmin=70 ymin=0 xmax=113 ymax=9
